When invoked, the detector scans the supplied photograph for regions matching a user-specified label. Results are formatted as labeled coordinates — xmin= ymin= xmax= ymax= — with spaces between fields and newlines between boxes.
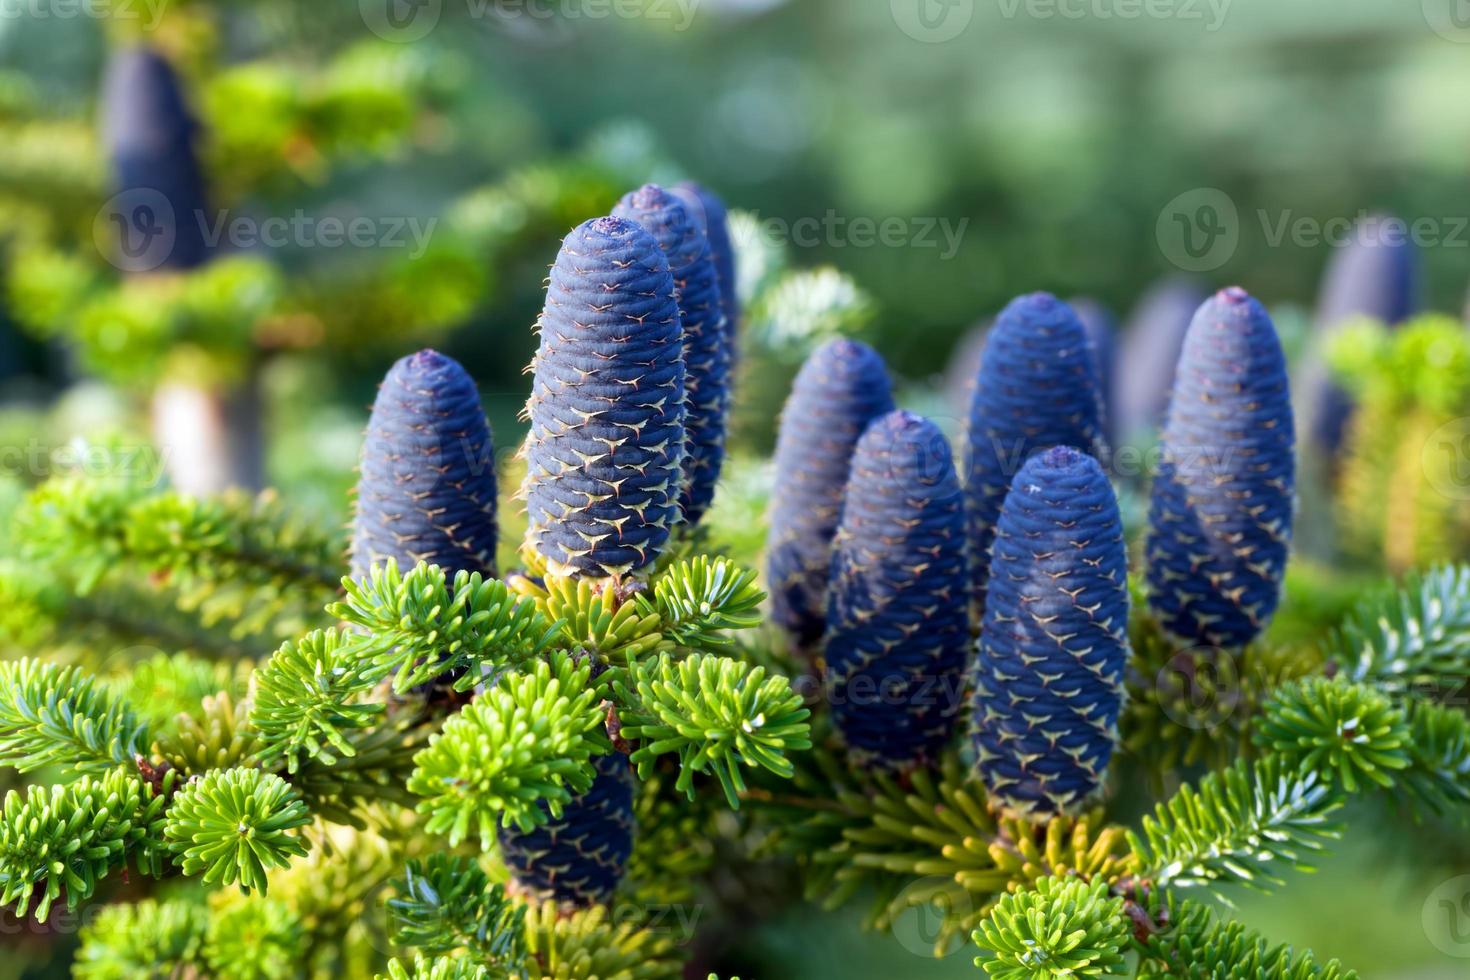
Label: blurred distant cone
xmin=1113 ymin=277 xmax=1206 ymax=452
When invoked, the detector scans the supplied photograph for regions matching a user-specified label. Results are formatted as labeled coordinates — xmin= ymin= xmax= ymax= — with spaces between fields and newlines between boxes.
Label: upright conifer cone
xmin=497 ymin=754 xmax=635 ymax=906
xmin=964 ymin=293 xmax=1104 ymax=605
xmin=613 ymin=184 xmax=729 ymax=527
xmin=767 ymin=339 xmax=895 ymax=649
xmin=972 ymin=446 xmax=1129 ymax=819
xmin=522 ymin=215 xmax=686 ymax=579
xmin=825 ymin=411 xmax=969 ymax=766
xmin=1146 ymin=286 xmax=1295 ymax=648
xmin=351 ymin=349 xmax=497 ymax=582
xmin=673 ymin=182 xmax=740 ymax=343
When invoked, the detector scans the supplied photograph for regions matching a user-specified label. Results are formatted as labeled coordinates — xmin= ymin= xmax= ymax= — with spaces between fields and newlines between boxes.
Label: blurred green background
xmin=6 ymin=0 xmax=1470 ymax=976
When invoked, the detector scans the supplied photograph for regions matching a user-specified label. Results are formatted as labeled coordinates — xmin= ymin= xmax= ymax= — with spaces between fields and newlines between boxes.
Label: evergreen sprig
xmin=164 ymin=767 xmax=311 ymax=894
xmin=378 ymin=955 xmax=493 ymax=980
xmin=538 ymin=574 xmax=664 ymax=664
xmin=1127 ymin=756 xmax=1344 ymax=894
xmin=0 ymin=768 xmax=168 ymax=920
xmin=408 ymin=651 xmax=611 ymax=840
xmin=249 ymin=627 xmax=384 ymax=773
xmin=971 ymin=876 xmax=1129 ymax=980
xmin=202 ymin=895 xmax=305 ymax=980
xmin=74 ymin=898 xmax=208 ymax=980
xmin=389 ymin=855 xmax=527 ymax=967
xmin=1137 ymin=900 xmax=1358 ymax=978
xmin=330 ymin=561 xmax=557 ymax=694
xmin=522 ymin=899 xmax=685 ymax=979
xmin=1399 ymin=697 xmax=1470 ymax=815
xmin=0 ymin=658 xmax=150 ymax=775
xmin=640 ymin=556 xmax=765 ymax=652
xmin=617 ymin=652 xmax=811 ymax=806
xmin=1254 ymin=677 xmax=1411 ymax=793
xmin=1327 ymin=563 xmax=1470 ymax=696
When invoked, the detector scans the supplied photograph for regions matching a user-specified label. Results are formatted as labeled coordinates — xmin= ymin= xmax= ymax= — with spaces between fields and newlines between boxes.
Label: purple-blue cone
xmin=1304 ymin=214 xmax=1419 ymax=456
xmin=1146 ymin=287 xmax=1295 ymax=648
xmin=100 ymin=45 xmax=210 ymax=270
xmin=351 ymin=349 xmax=497 ymax=582
xmin=971 ymin=445 xmax=1129 ymax=820
xmin=767 ymin=339 xmax=895 ymax=649
xmin=523 ymin=215 xmax=686 ymax=579
xmin=1113 ymin=278 xmax=1207 ymax=445
xmin=497 ymin=754 xmax=635 ymax=906
xmin=613 ymin=184 xmax=730 ymax=527
xmin=963 ymin=292 xmax=1105 ymax=606
xmin=824 ymin=411 xmax=969 ymax=766
xmin=673 ymin=181 xmax=740 ymax=346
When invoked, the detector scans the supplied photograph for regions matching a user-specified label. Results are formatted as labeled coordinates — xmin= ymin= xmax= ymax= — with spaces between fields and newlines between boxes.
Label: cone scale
xmin=766 ymin=339 xmax=895 ymax=649
xmin=824 ymin=411 xmax=969 ymax=766
xmin=1145 ymin=286 xmax=1295 ymax=648
xmin=971 ymin=446 xmax=1130 ymax=820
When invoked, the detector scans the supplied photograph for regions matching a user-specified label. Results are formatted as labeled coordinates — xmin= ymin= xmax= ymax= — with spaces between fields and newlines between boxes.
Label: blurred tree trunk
xmin=151 ymin=369 xmax=264 ymax=496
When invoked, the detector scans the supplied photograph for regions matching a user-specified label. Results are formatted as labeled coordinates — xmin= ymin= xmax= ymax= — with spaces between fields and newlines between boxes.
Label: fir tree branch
xmin=164 ymin=767 xmax=311 ymax=894
xmin=1127 ymin=756 xmax=1344 ymax=896
xmin=379 ymin=955 xmax=493 ymax=980
xmin=0 ymin=658 xmax=149 ymax=776
xmin=74 ymin=898 xmax=208 ymax=980
xmin=540 ymin=574 xmax=664 ymax=664
xmin=1254 ymin=677 xmax=1412 ymax=794
xmin=330 ymin=561 xmax=557 ymax=694
xmin=616 ymin=652 xmax=811 ymax=807
xmin=638 ymin=556 xmax=765 ymax=652
xmin=522 ymin=899 xmax=685 ymax=980
xmin=0 ymin=768 xmax=169 ymax=920
xmin=1327 ymin=564 xmax=1470 ymax=696
xmin=408 ymin=651 xmax=610 ymax=841
xmin=389 ymin=854 xmax=527 ymax=967
xmin=971 ymin=876 xmax=1129 ymax=980
xmin=250 ymin=627 xmax=385 ymax=773
xmin=1136 ymin=899 xmax=1359 ymax=978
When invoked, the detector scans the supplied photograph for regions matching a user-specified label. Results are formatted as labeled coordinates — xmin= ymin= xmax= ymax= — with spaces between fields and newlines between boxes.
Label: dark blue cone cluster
xmin=971 ymin=446 xmax=1130 ymax=820
xmin=352 ymin=349 xmax=498 ymax=582
xmin=673 ymin=182 xmax=740 ymax=344
xmin=767 ymin=339 xmax=895 ymax=648
xmin=1114 ymin=278 xmax=1206 ymax=444
xmin=1305 ymin=214 xmax=1420 ymax=456
xmin=1146 ymin=287 xmax=1295 ymax=648
xmin=497 ymin=754 xmax=635 ymax=907
xmin=101 ymin=45 xmax=210 ymax=270
xmin=613 ymin=184 xmax=730 ymax=527
xmin=824 ymin=411 xmax=970 ymax=766
xmin=523 ymin=215 xmax=686 ymax=579
xmin=964 ymin=293 xmax=1104 ymax=605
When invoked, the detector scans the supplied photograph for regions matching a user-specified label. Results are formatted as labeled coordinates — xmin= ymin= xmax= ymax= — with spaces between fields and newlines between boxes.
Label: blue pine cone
xmin=825 ymin=411 xmax=970 ymax=766
xmin=613 ymin=184 xmax=730 ymax=527
xmin=767 ymin=339 xmax=895 ymax=648
xmin=523 ymin=215 xmax=686 ymax=579
xmin=100 ymin=45 xmax=210 ymax=271
xmin=498 ymin=754 xmax=635 ymax=907
xmin=964 ymin=292 xmax=1104 ymax=605
xmin=1146 ymin=286 xmax=1295 ymax=648
xmin=352 ymin=349 xmax=497 ymax=582
xmin=674 ymin=181 xmax=740 ymax=344
xmin=971 ymin=445 xmax=1129 ymax=819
